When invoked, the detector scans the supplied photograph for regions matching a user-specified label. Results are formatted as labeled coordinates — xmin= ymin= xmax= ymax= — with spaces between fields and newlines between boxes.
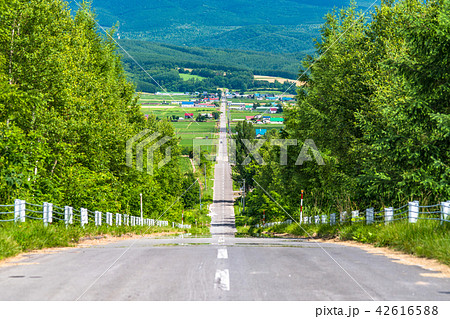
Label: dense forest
xmin=118 ymin=40 xmax=301 ymax=93
xmin=127 ymin=67 xmax=297 ymax=94
xmin=0 ymin=0 xmax=200 ymax=222
xmin=65 ymin=0 xmax=358 ymax=54
xmin=235 ymin=0 xmax=450 ymax=223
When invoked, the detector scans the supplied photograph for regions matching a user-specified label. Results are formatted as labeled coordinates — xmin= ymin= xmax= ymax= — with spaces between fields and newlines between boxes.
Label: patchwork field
xmin=229 ymin=109 xmax=284 ymax=120
xmin=230 ymin=123 xmax=285 ymax=134
xmin=142 ymin=107 xmax=219 ymax=119
xmin=140 ymin=108 xmax=219 ymax=152
xmin=254 ymin=75 xmax=303 ymax=86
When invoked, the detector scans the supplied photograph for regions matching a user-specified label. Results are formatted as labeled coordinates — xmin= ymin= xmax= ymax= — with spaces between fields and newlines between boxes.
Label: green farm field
xmin=230 ymin=123 xmax=284 ymax=134
xmin=229 ymin=109 xmax=284 ymax=120
xmin=142 ymin=107 xmax=220 ymax=119
xmin=138 ymin=94 xmax=195 ymax=104
xmin=179 ymin=73 xmax=206 ymax=81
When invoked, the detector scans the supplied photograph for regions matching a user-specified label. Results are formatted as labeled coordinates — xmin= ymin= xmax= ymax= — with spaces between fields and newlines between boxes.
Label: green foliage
xmin=0 ymin=1 xmax=206 ymax=224
xmin=66 ymin=0 xmax=354 ymax=54
xmin=119 ymin=41 xmax=299 ymax=93
xmin=240 ymin=0 xmax=450 ymax=223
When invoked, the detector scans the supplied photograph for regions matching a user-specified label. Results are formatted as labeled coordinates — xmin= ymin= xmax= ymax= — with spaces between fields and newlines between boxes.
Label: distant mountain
xmin=67 ymin=0 xmax=372 ymax=54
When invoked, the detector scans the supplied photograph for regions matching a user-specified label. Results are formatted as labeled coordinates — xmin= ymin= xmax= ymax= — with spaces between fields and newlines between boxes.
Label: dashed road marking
xmin=214 ymin=269 xmax=230 ymax=291
xmin=217 ymin=248 xmax=228 ymax=259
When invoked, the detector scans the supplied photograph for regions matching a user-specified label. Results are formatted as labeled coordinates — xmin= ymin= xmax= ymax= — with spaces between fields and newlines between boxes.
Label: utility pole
xmin=204 ymin=165 xmax=207 ymax=190
xmin=199 ymin=182 xmax=202 ymax=210
xmin=182 ymin=210 xmax=184 ymax=226
xmin=300 ymin=190 xmax=304 ymax=224
xmin=242 ymin=179 xmax=246 ymax=214
xmin=263 ymin=209 xmax=265 ymax=226
xmin=140 ymin=193 xmax=143 ymax=225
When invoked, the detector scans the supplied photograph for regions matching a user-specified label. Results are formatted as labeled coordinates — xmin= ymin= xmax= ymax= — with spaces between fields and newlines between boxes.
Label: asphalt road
xmin=0 ymin=99 xmax=448 ymax=301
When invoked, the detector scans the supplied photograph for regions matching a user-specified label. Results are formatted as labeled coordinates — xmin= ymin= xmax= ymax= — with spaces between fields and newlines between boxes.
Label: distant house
xmin=255 ymin=129 xmax=267 ymax=137
xmin=246 ymin=116 xmax=255 ymax=121
xmin=282 ymin=97 xmax=294 ymax=101
xmin=185 ymin=113 xmax=194 ymax=119
xmin=270 ymin=117 xmax=284 ymax=123
xmin=181 ymin=101 xmax=195 ymax=107
xmin=270 ymin=108 xmax=277 ymax=114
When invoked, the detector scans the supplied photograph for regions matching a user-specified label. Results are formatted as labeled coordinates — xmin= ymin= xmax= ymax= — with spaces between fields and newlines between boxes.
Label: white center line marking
xmin=217 ymin=248 xmax=228 ymax=259
xmin=214 ymin=269 xmax=230 ymax=291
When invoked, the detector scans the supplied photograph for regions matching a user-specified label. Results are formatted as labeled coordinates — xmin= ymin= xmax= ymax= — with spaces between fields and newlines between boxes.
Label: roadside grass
xmin=178 ymin=156 xmax=193 ymax=174
xmin=250 ymin=220 xmax=450 ymax=265
xmin=0 ymin=222 xmax=197 ymax=261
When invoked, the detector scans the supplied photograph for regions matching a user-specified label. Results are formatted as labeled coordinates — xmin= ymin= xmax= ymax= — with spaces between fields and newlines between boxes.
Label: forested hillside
xmin=119 ymin=40 xmax=300 ymax=93
xmin=0 ymin=0 xmax=199 ymax=221
xmin=64 ymin=0 xmax=370 ymax=54
xmin=235 ymin=0 xmax=450 ymax=223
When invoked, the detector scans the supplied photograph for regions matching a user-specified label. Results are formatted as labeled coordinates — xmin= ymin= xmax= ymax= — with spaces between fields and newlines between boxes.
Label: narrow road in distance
xmin=209 ymin=96 xmax=236 ymax=238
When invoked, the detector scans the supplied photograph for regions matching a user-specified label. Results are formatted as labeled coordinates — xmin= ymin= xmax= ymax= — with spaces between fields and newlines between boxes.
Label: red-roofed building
xmin=246 ymin=116 xmax=255 ymax=121
xmin=185 ymin=113 xmax=194 ymax=119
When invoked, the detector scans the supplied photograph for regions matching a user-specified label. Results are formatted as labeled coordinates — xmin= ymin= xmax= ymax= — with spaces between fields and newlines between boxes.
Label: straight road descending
xmin=209 ymin=97 xmax=236 ymax=238
xmin=0 ymin=97 xmax=448 ymax=300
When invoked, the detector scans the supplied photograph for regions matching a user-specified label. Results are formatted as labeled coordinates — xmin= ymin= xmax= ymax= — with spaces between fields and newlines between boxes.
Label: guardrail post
xmin=94 ymin=211 xmax=99 ymax=226
xmin=108 ymin=212 xmax=113 ymax=226
xmin=14 ymin=199 xmax=26 ymax=223
xmin=14 ymin=199 xmax=20 ymax=223
xmin=43 ymin=202 xmax=48 ymax=226
xmin=81 ymin=208 xmax=88 ymax=227
xmin=131 ymin=216 xmax=135 ymax=226
xmin=384 ymin=207 xmax=393 ymax=224
xmin=20 ymin=200 xmax=25 ymax=223
xmin=43 ymin=202 xmax=52 ymax=226
xmin=440 ymin=201 xmax=449 ymax=224
xmin=408 ymin=201 xmax=419 ymax=223
xmin=321 ymin=214 xmax=327 ymax=224
xmin=64 ymin=206 xmax=73 ymax=226
xmin=314 ymin=215 xmax=319 ymax=224
xmin=340 ymin=211 xmax=346 ymax=223
xmin=330 ymin=213 xmax=335 ymax=225
xmin=351 ymin=210 xmax=359 ymax=223
xmin=366 ymin=208 xmax=374 ymax=224
xmin=48 ymin=203 xmax=53 ymax=224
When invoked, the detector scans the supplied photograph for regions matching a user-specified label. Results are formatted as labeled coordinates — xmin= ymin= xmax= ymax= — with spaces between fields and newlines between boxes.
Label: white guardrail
xmin=256 ymin=201 xmax=450 ymax=228
xmin=0 ymin=199 xmax=191 ymax=229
